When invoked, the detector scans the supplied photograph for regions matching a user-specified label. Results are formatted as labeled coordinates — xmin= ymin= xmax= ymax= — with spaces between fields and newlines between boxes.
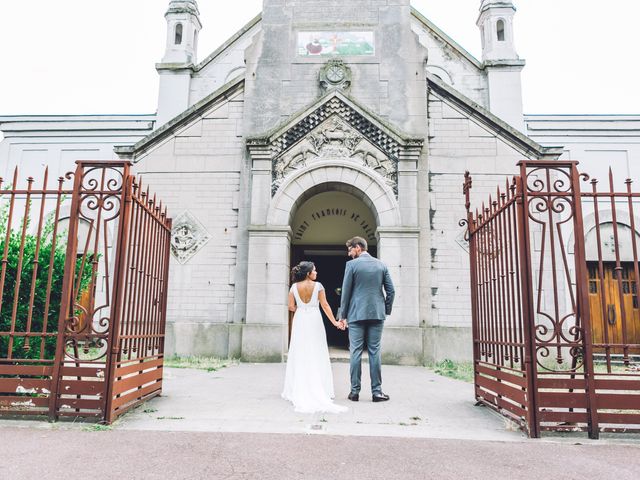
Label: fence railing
xmin=0 ymin=161 xmax=171 ymax=423
xmin=464 ymin=161 xmax=640 ymax=439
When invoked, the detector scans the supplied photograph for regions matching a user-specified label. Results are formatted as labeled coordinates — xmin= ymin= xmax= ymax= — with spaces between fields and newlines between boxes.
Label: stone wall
xmin=133 ymin=90 xmax=246 ymax=358
xmin=189 ymin=19 xmax=260 ymax=107
xmin=243 ymin=0 xmax=427 ymax=137
xmin=425 ymin=89 xmax=531 ymax=362
xmin=411 ymin=13 xmax=489 ymax=108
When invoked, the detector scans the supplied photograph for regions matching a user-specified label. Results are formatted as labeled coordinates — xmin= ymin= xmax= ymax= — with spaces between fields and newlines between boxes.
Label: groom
xmin=338 ymin=236 xmax=395 ymax=402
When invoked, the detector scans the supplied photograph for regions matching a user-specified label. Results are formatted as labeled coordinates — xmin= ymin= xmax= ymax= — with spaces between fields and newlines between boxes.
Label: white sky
xmin=0 ymin=0 xmax=638 ymax=116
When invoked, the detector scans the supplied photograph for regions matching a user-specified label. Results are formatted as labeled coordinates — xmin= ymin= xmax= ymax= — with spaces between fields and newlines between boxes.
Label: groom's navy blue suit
xmin=339 ymin=252 xmax=395 ymax=396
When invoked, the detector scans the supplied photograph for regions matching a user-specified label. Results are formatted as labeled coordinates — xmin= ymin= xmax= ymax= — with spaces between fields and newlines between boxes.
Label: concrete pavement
xmin=2 ymin=362 xmax=640 ymax=479
xmin=1 ymin=428 xmax=640 ymax=480
xmin=3 ymin=362 xmax=640 ymax=444
xmin=117 ymin=362 xmax=525 ymax=441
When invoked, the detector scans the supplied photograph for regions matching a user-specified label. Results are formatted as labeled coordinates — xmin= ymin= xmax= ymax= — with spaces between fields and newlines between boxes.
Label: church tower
xmin=156 ymin=0 xmax=202 ymax=128
xmin=477 ymin=0 xmax=525 ymax=131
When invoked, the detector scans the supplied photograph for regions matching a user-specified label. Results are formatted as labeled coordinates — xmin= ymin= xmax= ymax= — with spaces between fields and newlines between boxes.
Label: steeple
xmin=477 ymin=0 xmax=519 ymax=61
xmin=155 ymin=1 xmax=202 ymax=129
xmin=477 ymin=0 xmax=525 ymax=132
xmin=161 ymin=0 xmax=202 ymax=65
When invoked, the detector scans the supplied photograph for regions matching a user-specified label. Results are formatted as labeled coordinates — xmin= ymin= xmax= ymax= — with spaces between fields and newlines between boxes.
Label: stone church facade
xmin=2 ymin=1 xmax=639 ymax=364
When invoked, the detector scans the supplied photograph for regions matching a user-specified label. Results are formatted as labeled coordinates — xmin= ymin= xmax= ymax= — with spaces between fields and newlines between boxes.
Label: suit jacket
xmin=339 ymin=252 xmax=395 ymax=323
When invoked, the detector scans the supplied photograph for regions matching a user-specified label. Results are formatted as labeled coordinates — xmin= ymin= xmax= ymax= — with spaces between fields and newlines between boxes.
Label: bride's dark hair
xmin=291 ymin=261 xmax=315 ymax=282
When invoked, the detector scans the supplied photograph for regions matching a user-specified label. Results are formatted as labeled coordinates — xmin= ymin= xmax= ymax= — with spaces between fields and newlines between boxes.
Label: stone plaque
xmin=170 ymin=211 xmax=211 ymax=264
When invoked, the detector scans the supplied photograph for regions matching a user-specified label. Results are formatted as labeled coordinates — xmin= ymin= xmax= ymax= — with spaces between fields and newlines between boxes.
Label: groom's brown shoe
xmin=348 ymin=392 xmax=359 ymax=402
xmin=372 ymin=392 xmax=390 ymax=402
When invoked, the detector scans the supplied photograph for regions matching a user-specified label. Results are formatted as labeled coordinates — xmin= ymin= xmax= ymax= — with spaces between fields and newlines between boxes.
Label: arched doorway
xmin=289 ymin=190 xmax=378 ymax=349
xmin=243 ymin=160 xmax=420 ymax=364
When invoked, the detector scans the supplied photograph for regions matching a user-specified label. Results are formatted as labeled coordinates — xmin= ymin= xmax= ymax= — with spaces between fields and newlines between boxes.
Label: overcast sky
xmin=0 ymin=0 xmax=638 ymax=116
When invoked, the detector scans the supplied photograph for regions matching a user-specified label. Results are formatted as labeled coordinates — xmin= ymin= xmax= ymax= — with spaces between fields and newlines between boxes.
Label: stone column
xmin=377 ymin=227 xmax=422 ymax=365
xmin=397 ymin=141 xmax=423 ymax=226
xmin=242 ymin=226 xmax=291 ymax=362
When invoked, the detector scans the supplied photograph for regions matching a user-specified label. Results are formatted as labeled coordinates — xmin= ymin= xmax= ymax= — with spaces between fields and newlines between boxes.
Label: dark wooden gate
xmin=464 ymin=160 xmax=640 ymax=438
xmin=0 ymin=161 xmax=171 ymax=423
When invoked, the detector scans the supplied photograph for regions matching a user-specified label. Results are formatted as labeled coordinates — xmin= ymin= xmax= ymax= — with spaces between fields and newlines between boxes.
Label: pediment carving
xmin=270 ymin=96 xmax=401 ymax=162
xmin=246 ymin=93 xmax=423 ymax=198
xmin=272 ymin=117 xmax=397 ymax=195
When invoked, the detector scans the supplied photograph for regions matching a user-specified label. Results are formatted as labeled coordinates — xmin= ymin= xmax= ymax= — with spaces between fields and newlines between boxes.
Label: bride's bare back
xmin=295 ymin=280 xmax=316 ymax=303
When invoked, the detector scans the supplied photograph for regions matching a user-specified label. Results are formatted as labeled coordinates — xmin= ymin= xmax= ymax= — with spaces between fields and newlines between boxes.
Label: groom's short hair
xmin=346 ymin=236 xmax=368 ymax=251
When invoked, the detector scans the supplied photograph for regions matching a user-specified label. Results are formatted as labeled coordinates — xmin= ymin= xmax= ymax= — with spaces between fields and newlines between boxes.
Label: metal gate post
xmin=103 ymin=163 xmax=133 ymax=424
xmin=568 ymin=162 xmax=600 ymax=439
xmin=463 ymin=173 xmax=481 ymax=400
xmin=514 ymin=166 xmax=540 ymax=438
xmin=47 ymin=163 xmax=83 ymax=421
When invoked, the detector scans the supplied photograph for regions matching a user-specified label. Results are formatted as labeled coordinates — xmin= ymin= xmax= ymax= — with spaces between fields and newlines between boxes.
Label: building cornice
xmin=193 ymin=13 xmax=261 ymax=73
xmin=427 ymin=73 xmax=562 ymax=159
xmin=115 ymin=75 xmax=245 ymax=159
xmin=411 ymin=7 xmax=483 ymax=70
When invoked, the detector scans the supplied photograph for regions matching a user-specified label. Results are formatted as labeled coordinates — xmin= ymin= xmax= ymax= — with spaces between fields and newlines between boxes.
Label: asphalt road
xmin=1 ymin=428 xmax=639 ymax=480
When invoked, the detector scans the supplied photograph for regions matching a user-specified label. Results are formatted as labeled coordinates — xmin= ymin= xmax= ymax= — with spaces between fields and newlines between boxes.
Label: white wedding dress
xmin=282 ymin=282 xmax=347 ymax=414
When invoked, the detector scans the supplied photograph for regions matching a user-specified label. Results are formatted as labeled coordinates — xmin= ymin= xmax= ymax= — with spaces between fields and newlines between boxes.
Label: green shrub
xmin=0 ymin=201 xmax=93 ymax=361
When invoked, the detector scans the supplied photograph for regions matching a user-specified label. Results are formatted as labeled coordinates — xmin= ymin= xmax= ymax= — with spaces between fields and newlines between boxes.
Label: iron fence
xmin=464 ymin=161 xmax=640 ymax=438
xmin=0 ymin=161 xmax=171 ymax=423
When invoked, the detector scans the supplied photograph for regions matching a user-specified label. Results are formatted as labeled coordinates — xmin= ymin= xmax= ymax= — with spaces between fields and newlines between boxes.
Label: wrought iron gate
xmin=464 ymin=160 xmax=640 ymax=438
xmin=0 ymin=161 xmax=171 ymax=423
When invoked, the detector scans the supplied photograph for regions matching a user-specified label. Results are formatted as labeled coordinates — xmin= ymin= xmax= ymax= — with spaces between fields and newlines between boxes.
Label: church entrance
xmin=289 ymin=190 xmax=378 ymax=349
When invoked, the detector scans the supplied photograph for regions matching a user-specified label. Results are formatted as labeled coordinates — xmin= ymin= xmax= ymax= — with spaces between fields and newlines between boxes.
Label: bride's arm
xmin=288 ymin=291 xmax=296 ymax=313
xmin=318 ymin=289 xmax=339 ymax=327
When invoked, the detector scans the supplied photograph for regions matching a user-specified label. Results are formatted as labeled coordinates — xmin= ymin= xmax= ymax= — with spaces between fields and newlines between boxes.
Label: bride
xmin=282 ymin=261 xmax=348 ymax=413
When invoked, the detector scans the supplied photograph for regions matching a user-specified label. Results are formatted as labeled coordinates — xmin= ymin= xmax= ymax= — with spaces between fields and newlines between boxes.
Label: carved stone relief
xmin=170 ymin=211 xmax=211 ymax=264
xmin=272 ymin=116 xmax=396 ymax=195
xmin=318 ymin=59 xmax=352 ymax=94
xmin=270 ymin=96 xmax=401 ymax=161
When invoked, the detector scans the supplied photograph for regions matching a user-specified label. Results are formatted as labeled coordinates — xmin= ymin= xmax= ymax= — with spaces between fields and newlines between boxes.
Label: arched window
xmin=193 ymin=29 xmax=198 ymax=49
xmin=496 ymin=20 xmax=505 ymax=41
xmin=175 ymin=23 xmax=183 ymax=45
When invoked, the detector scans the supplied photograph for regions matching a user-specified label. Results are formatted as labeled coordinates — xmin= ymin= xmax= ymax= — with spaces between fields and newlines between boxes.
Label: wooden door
xmin=588 ymin=263 xmax=640 ymax=354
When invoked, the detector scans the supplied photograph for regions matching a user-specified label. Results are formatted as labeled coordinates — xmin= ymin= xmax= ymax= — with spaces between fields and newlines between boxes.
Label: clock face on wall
xmin=326 ymin=64 xmax=346 ymax=83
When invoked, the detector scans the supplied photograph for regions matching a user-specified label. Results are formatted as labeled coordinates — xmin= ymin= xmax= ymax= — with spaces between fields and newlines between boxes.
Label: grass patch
xmin=430 ymin=359 xmax=474 ymax=383
xmin=164 ymin=355 xmax=235 ymax=372
xmin=82 ymin=423 xmax=112 ymax=432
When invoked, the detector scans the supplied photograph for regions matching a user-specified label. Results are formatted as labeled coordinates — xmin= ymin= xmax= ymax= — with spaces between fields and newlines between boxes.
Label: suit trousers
xmin=348 ymin=319 xmax=384 ymax=395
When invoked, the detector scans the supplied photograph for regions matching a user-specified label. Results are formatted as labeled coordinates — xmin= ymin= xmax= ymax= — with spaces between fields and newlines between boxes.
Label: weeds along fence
xmin=0 ymin=161 xmax=171 ymax=423
xmin=464 ymin=160 xmax=640 ymax=439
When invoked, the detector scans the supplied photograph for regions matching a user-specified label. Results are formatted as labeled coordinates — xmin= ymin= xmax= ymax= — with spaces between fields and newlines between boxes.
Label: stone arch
xmin=426 ymin=65 xmax=454 ymax=86
xmin=224 ymin=66 xmax=246 ymax=83
xmin=567 ymin=209 xmax=640 ymax=260
xmin=266 ymin=161 xmax=401 ymax=229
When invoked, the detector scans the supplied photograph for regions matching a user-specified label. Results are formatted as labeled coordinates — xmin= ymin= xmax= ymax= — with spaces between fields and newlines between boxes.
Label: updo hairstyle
xmin=291 ymin=261 xmax=315 ymax=283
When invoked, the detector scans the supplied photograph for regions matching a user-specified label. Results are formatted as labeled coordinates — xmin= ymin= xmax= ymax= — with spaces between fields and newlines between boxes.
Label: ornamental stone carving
xmin=170 ymin=211 xmax=211 ymax=264
xmin=270 ymin=96 xmax=401 ymax=161
xmin=319 ymin=59 xmax=352 ymax=94
xmin=272 ymin=116 xmax=396 ymax=194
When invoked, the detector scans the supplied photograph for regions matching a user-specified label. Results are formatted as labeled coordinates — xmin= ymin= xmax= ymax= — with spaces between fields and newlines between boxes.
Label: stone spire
xmin=477 ymin=0 xmax=519 ymax=62
xmin=161 ymin=0 xmax=202 ymax=65
xmin=477 ymin=0 xmax=525 ymax=132
xmin=155 ymin=1 xmax=202 ymax=128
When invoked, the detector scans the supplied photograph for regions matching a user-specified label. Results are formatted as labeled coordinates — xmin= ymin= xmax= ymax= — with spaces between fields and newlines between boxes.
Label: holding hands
xmin=334 ymin=319 xmax=347 ymax=330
